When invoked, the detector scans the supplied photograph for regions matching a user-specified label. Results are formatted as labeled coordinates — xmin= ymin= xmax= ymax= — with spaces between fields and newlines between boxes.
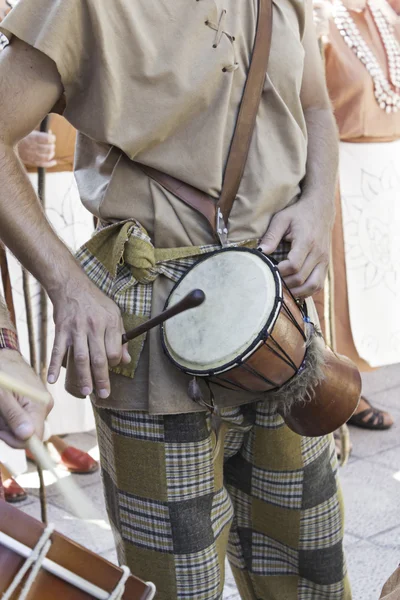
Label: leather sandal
xmin=3 ymin=478 xmax=27 ymax=503
xmin=348 ymin=397 xmax=393 ymax=430
xmin=26 ymin=446 xmax=99 ymax=474
xmin=58 ymin=446 xmax=99 ymax=474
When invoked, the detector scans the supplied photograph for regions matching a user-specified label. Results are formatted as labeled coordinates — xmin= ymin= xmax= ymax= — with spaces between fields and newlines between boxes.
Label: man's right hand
xmin=0 ymin=350 xmax=53 ymax=448
xmin=48 ymin=276 xmax=131 ymax=399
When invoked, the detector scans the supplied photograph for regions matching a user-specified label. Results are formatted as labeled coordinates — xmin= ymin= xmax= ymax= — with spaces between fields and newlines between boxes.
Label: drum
xmin=162 ymin=248 xmax=308 ymax=392
xmin=161 ymin=248 xmax=361 ymax=436
xmin=0 ymin=500 xmax=156 ymax=600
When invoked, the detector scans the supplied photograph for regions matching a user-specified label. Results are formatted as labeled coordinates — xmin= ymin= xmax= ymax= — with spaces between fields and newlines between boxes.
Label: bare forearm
xmin=0 ymin=38 xmax=83 ymax=299
xmin=0 ymin=38 xmax=128 ymax=396
xmin=0 ymin=142 xmax=84 ymax=298
xmin=302 ymin=106 xmax=339 ymax=220
xmin=300 ymin=0 xmax=339 ymax=213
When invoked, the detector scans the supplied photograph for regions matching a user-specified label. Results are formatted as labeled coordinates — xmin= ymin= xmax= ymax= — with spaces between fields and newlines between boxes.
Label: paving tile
xmin=100 ymin=547 xmax=118 ymax=564
xmin=223 ymin=586 xmax=240 ymax=600
xmin=370 ymin=524 xmax=400 ymax=550
xmin=19 ymin=497 xmax=115 ymax=555
xmin=366 ymin=388 xmax=400 ymax=413
xmin=4 ymin=495 xmax=37 ymax=509
xmin=15 ymin=497 xmax=44 ymax=522
xmin=17 ymin=463 xmax=102 ymax=501
xmin=345 ymin=533 xmax=362 ymax=549
xmin=362 ymin=365 xmax=400 ymax=396
xmin=346 ymin=540 xmax=398 ymax=600
xmin=224 ymin=562 xmax=239 ymax=600
xmin=48 ymin=476 xmax=109 ymax=521
xmin=367 ymin=446 xmax=400 ymax=472
xmin=340 ymin=460 xmax=400 ymax=538
xmin=348 ymin=410 xmax=400 ymax=458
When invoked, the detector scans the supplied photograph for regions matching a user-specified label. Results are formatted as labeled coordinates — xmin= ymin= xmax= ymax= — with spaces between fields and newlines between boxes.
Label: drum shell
xmin=0 ymin=500 xmax=151 ymax=599
xmin=283 ymin=348 xmax=361 ymax=437
xmin=215 ymin=289 xmax=307 ymax=392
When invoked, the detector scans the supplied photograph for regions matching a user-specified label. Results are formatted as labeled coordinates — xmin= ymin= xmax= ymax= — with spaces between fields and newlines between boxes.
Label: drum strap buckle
xmin=216 ymin=208 xmax=228 ymax=247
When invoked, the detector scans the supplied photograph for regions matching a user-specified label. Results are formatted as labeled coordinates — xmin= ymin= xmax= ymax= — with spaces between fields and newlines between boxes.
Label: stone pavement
xmin=13 ymin=364 xmax=400 ymax=600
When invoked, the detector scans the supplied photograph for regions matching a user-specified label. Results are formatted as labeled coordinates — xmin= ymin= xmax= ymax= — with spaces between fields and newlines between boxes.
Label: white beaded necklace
xmin=332 ymin=0 xmax=400 ymax=112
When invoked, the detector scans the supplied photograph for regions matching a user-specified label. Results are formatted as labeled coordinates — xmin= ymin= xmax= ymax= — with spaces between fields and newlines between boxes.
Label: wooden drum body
xmin=0 ymin=501 xmax=155 ymax=600
xmin=284 ymin=347 xmax=362 ymax=437
xmin=161 ymin=248 xmax=361 ymax=437
xmin=224 ymin=289 xmax=307 ymax=392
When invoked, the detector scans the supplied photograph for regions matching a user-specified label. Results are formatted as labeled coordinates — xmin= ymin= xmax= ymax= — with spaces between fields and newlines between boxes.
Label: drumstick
xmin=122 ymin=288 xmax=205 ymax=343
xmin=27 ymin=434 xmax=101 ymax=521
xmin=0 ymin=371 xmax=51 ymax=405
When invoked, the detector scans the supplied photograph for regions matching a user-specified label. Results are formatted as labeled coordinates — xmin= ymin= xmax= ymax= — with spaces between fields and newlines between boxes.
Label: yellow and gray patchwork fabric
xmin=93 ymin=400 xmax=351 ymax=600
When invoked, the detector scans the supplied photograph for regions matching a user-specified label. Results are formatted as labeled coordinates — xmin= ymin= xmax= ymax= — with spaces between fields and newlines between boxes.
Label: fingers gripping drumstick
xmin=122 ymin=288 xmax=205 ymax=343
xmin=0 ymin=372 xmax=100 ymax=521
xmin=0 ymin=371 xmax=51 ymax=405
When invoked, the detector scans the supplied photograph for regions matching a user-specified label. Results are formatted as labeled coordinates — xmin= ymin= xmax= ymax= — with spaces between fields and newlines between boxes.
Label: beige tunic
xmin=1 ymin=0 xmax=309 ymax=413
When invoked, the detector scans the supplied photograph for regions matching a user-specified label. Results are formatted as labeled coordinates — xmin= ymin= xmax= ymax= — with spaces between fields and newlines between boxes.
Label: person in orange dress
xmin=314 ymin=0 xmax=400 ymax=431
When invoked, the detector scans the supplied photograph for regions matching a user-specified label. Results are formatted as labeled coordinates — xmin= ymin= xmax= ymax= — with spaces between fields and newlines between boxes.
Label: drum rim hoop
xmin=161 ymin=247 xmax=283 ymax=376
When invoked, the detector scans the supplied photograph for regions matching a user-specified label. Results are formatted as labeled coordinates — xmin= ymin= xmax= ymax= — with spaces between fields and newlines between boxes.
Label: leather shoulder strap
xmin=217 ymin=0 xmax=273 ymax=229
xmin=141 ymin=165 xmax=217 ymax=231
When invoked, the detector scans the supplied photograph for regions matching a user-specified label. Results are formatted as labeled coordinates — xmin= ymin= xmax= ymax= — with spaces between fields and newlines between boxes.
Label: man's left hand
xmin=258 ymin=196 xmax=334 ymax=298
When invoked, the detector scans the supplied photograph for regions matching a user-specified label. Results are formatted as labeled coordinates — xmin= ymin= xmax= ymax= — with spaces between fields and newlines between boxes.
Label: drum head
xmin=162 ymin=248 xmax=282 ymax=374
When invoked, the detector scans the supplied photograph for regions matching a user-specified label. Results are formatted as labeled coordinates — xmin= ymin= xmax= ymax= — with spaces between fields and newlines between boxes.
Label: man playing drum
xmin=0 ymin=1 xmax=350 ymax=598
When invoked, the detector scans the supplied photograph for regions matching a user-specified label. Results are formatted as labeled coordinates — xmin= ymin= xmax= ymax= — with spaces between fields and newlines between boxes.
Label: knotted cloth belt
xmin=75 ymin=219 xmax=258 ymax=378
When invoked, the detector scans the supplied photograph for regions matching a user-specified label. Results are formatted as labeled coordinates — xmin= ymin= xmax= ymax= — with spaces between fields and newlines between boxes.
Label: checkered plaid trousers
xmin=93 ymin=401 xmax=351 ymax=600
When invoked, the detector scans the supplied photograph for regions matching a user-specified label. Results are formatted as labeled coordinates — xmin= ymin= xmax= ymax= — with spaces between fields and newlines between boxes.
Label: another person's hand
xmin=17 ymin=130 xmax=57 ymax=169
xmin=0 ymin=349 xmax=53 ymax=448
xmin=48 ymin=276 xmax=131 ymax=399
xmin=259 ymin=196 xmax=334 ymax=298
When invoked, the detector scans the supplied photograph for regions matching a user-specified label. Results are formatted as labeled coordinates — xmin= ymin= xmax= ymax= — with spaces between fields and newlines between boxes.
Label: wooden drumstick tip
xmin=187 ymin=289 xmax=206 ymax=307
xmin=122 ymin=288 xmax=206 ymax=344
